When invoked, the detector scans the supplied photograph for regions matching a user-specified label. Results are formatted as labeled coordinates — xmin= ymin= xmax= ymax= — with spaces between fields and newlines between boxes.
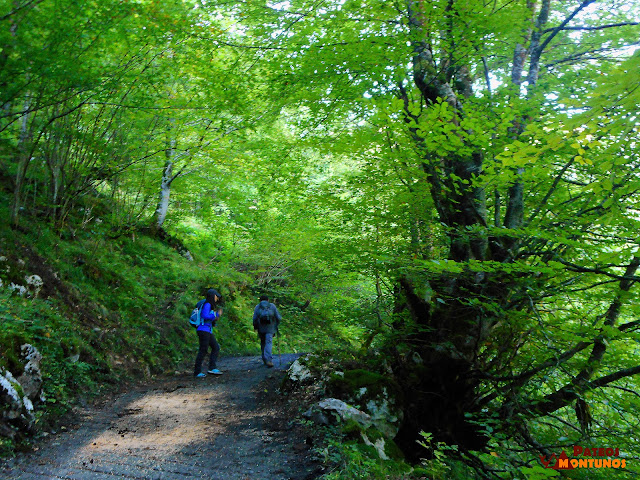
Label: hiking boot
xmin=207 ymin=368 xmax=223 ymax=375
xmin=266 ymin=361 xmax=274 ymax=368
xmin=195 ymin=372 xmax=206 ymax=378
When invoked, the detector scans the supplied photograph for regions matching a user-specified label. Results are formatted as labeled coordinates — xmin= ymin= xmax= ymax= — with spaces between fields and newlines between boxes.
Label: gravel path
xmin=1 ymin=354 xmax=320 ymax=480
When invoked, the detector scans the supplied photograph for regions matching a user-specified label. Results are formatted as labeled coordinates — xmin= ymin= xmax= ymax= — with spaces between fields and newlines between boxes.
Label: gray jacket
xmin=253 ymin=301 xmax=281 ymax=335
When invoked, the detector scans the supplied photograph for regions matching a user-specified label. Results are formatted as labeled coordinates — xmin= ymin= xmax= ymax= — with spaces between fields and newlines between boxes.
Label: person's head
xmin=206 ymin=288 xmax=221 ymax=305
xmin=259 ymin=295 xmax=269 ymax=302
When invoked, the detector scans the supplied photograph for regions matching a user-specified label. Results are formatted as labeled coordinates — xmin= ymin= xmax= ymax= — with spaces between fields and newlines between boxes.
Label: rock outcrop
xmin=285 ymin=357 xmax=406 ymax=461
xmin=0 ymin=344 xmax=44 ymax=441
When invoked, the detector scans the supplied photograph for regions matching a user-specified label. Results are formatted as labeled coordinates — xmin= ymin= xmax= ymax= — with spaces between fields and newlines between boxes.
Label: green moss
xmin=360 ymin=427 xmax=404 ymax=461
xmin=382 ymin=436 xmax=404 ymax=461
xmin=9 ymin=380 xmax=25 ymax=398
xmin=363 ymin=425 xmax=384 ymax=442
xmin=297 ymin=353 xmax=323 ymax=370
xmin=0 ymin=437 xmax=14 ymax=457
xmin=0 ymin=345 xmax=26 ymax=376
xmin=327 ymin=369 xmax=403 ymax=405
xmin=342 ymin=418 xmax=365 ymax=437
xmin=348 ymin=440 xmax=379 ymax=459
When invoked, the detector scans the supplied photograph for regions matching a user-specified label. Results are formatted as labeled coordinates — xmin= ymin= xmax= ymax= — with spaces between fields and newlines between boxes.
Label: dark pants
xmin=194 ymin=330 xmax=220 ymax=375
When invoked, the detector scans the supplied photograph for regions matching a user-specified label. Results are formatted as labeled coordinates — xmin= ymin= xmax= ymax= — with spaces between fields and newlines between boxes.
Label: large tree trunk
xmin=394 ymin=0 xmax=551 ymax=455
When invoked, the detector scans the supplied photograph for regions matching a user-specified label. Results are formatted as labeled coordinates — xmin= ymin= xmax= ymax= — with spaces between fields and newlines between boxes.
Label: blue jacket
xmin=253 ymin=301 xmax=281 ymax=335
xmin=196 ymin=302 xmax=220 ymax=333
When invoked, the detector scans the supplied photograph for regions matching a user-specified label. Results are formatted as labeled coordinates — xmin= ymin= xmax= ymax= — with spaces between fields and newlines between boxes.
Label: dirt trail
xmin=1 ymin=354 xmax=320 ymax=480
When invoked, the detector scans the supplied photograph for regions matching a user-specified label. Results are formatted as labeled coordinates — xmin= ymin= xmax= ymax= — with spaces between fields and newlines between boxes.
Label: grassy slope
xmin=0 ymin=195 xmax=272 ymax=453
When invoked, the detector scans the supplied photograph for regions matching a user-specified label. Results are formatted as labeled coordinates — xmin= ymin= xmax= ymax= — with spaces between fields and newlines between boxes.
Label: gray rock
xmin=302 ymin=406 xmax=330 ymax=425
xmin=0 ymin=344 xmax=45 ymax=440
xmin=364 ymin=388 xmax=404 ymax=438
xmin=25 ymin=274 xmax=43 ymax=297
xmin=317 ymin=398 xmax=372 ymax=429
xmin=0 ymin=369 xmax=35 ymax=438
xmin=17 ymin=344 xmax=44 ymax=403
xmin=286 ymin=355 xmax=315 ymax=383
xmin=8 ymin=282 xmax=27 ymax=296
xmin=327 ymin=370 xmax=404 ymax=439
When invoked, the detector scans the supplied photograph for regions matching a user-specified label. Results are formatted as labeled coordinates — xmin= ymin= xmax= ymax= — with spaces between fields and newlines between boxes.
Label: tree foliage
xmin=2 ymin=0 xmax=640 ymax=476
xmin=223 ymin=0 xmax=640 ymax=474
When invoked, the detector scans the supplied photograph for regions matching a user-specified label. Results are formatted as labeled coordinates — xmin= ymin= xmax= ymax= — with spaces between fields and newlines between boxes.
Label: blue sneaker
xmin=195 ymin=372 xmax=206 ymax=378
xmin=207 ymin=369 xmax=223 ymax=375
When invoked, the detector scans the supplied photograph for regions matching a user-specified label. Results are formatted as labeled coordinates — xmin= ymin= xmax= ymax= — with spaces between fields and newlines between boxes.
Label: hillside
xmin=0 ymin=188 xmax=330 ymax=456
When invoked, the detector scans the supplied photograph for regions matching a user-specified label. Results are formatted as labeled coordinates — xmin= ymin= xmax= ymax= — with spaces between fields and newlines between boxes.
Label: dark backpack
xmin=189 ymin=299 xmax=206 ymax=328
xmin=258 ymin=303 xmax=273 ymax=325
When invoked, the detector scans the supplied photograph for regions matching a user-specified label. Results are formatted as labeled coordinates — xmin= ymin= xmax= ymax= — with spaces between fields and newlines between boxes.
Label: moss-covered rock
xmin=360 ymin=426 xmax=405 ymax=461
xmin=282 ymin=353 xmax=343 ymax=396
xmin=327 ymin=369 xmax=404 ymax=438
xmin=328 ymin=369 xmax=401 ymax=402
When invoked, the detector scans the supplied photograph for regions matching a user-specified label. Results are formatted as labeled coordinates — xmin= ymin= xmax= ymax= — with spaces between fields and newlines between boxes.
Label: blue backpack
xmin=189 ymin=299 xmax=206 ymax=328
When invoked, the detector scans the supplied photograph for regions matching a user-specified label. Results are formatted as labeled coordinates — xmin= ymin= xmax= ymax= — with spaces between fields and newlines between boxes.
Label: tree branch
xmin=619 ymin=319 xmax=640 ymax=332
xmin=531 ymin=255 xmax=640 ymax=416
xmin=546 ymin=43 xmax=639 ymax=68
xmin=555 ymin=257 xmax=640 ymax=283
xmin=0 ymin=0 xmax=45 ymax=21
xmin=589 ymin=366 xmax=640 ymax=389
xmin=531 ymin=365 xmax=640 ymax=417
xmin=537 ymin=0 xmax=596 ymax=54
xmin=542 ymin=22 xmax=640 ymax=34
xmin=526 ymin=157 xmax=575 ymax=226
xmin=479 ymin=341 xmax=591 ymax=385
xmin=481 ymin=56 xmax=492 ymax=97
xmin=170 ymin=124 xmax=248 ymax=182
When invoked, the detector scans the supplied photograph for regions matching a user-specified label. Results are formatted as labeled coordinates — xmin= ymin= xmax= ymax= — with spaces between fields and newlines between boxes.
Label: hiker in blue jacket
xmin=194 ymin=288 xmax=223 ymax=378
xmin=252 ymin=295 xmax=281 ymax=368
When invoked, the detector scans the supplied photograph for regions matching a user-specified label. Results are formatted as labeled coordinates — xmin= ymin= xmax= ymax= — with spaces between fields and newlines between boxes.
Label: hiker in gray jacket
xmin=252 ymin=295 xmax=281 ymax=368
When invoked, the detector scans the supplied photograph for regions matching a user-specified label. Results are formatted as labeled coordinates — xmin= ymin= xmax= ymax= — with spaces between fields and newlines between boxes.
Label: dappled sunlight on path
xmin=0 ymin=354 xmax=319 ymax=480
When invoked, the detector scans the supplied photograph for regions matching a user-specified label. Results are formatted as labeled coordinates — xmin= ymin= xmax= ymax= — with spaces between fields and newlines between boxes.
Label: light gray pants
xmin=259 ymin=333 xmax=273 ymax=364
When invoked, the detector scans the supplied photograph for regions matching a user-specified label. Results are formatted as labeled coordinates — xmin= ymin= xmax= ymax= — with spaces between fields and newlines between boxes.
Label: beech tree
xmin=400 ymin=1 xmax=640 ymax=465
